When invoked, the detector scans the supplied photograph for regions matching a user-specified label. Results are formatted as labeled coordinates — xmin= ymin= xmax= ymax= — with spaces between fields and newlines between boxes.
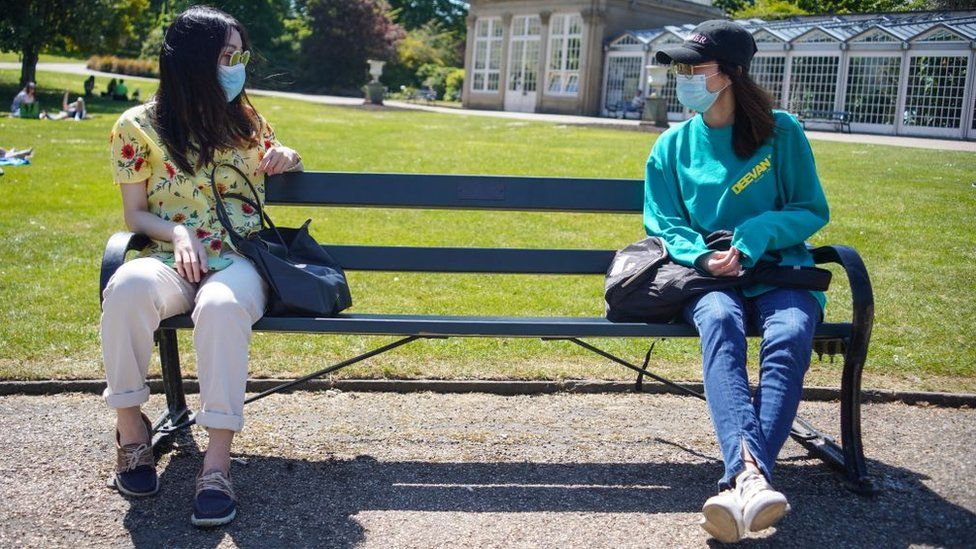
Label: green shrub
xmin=444 ymin=68 xmax=464 ymax=101
xmin=417 ymin=63 xmax=461 ymax=100
xmin=86 ymin=55 xmax=158 ymax=78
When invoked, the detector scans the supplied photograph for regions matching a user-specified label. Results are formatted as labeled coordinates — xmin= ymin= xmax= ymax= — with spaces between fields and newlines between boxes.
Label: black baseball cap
xmin=655 ymin=20 xmax=757 ymax=69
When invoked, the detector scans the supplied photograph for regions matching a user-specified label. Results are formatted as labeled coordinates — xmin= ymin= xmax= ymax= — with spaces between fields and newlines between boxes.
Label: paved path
xmin=0 ymin=391 xmax=973 ymax=548
xmin=8 ymin=62 xmax=974 ymax=152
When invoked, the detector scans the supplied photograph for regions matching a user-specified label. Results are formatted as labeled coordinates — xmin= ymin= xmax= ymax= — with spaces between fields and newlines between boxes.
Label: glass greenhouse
xmin=603 ymin=11 xmax=976 ymax=139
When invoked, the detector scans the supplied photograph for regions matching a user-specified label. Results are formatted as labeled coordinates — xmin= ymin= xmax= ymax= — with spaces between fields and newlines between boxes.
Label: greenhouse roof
xmin=616 ymin=10 xmax=976 ymax=47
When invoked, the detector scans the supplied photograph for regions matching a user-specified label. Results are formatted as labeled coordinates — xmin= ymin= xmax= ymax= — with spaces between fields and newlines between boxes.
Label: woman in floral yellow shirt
xmin=101 ymin=6 xmax=302 ymax=527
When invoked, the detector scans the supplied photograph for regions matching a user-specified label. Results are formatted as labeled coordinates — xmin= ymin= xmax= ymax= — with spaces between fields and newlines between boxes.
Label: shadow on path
xmin=120 ymin=438 xmax=976 ymax=548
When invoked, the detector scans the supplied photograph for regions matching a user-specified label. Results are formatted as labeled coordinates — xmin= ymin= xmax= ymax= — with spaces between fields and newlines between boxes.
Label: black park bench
xmin=799 ymin=110 xmax=852 ymax=134
xmin=100 ymin=171 xmax=876 ymax=494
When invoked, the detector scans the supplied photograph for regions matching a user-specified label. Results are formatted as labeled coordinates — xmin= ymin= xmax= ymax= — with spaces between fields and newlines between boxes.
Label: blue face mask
xmin=217 ymin=63 xmax=246 ymax=102
xmin=675 ymin=73 xmax=726 ymax=113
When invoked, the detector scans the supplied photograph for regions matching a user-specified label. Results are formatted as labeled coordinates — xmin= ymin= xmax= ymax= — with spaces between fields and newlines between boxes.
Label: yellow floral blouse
xmin=109 ymin=103 xmax=283 ymax=270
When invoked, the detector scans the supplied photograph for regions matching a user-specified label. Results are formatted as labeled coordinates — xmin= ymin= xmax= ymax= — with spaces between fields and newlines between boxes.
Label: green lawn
xmin=0 ymin=51 xmax=88 ymax=64
xmin=1 ymin=69 xmax=974 ymax=392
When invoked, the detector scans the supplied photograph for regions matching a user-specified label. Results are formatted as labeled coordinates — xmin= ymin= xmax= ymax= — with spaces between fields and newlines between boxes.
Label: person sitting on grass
xmin=84 ymin=75 xmax=96 ymax=98
xmin=101 ymin=78 xmax=117 ymax=98
xmin=41 ymin=91 xmax=87 ymax=120
xmin=10 ymin=81 xmax=38 ymax=118
xmin=101 ymin=5 xmax=303 ymax=528
xmin=112 ymin=79 xmax=128 ymax=101
xmin=645 ymin=20 xmax=830 ymax=543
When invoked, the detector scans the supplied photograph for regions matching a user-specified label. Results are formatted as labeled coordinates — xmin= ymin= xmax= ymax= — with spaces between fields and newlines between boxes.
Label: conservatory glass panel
xmin=750 ymin=56 xmax=786 ymax=109
xmin=788 ymin=56 xmax=840 ymax=113
xmin=903 ymin=55 xmax=968 ymax=129
xmin=845 ymin=56 xmax=900 ymax=125
xmin=648 ymin=55 xmax=681 ymax=114
xmin=605 ymin=56 xmax=643 ymax=110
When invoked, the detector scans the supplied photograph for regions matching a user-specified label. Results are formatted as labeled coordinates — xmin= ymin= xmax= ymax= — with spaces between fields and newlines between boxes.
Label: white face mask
xmin=217 ymin=63 xmax=246 ymax=102
xmin=675 ymin=72 xmax=728 ymax=113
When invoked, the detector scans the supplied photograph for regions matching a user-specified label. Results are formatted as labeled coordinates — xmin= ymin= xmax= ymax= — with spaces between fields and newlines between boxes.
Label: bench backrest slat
xmin=325 ymin=245 xmax=615 ymax=274
xmin=267 ymin=172 xmax=645 ymax=213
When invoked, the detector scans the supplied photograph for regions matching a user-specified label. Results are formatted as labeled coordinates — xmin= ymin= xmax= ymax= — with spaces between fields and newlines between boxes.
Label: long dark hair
xmin=718 ymin=62 xmax=775 ymax=159
xmin=152 ymin=6 xmax=260 ymax=173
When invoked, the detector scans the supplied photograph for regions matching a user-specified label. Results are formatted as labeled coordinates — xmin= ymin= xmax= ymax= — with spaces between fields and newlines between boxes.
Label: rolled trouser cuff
xmin=195 ymin=409 xmax=244 ymax=432
xmin=103 ymin=385 xmax=151 ymax=409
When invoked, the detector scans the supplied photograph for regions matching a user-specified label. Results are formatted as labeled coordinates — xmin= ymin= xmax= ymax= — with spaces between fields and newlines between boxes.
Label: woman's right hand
xmin=703 ymin=247 xmax=743 ymax=277
xmin=171 ymin=225 xmax=209 ymax=282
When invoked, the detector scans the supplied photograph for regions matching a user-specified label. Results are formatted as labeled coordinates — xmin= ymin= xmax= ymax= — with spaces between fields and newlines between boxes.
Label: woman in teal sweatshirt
xmin=646 ymin=21 xmax=829 ymax=543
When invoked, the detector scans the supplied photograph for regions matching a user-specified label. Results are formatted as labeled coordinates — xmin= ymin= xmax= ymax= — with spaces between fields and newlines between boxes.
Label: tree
xmin=723 ymin=0 xmax=960 ymax=17
xmin=387 ymin=0 xmax=467 ymax=35
xmin=734 ymin=0 xmax=809 ymax=19
xmin=713 ymin=0 xmax=752 ymax=14
xmin=297 ymin=0 xmax=404 ymax=92
xmin=0 ymin=0 xmax=146 ymax=88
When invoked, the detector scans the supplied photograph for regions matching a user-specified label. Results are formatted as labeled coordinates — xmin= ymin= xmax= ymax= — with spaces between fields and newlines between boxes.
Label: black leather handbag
xmin=605 ymin=231 xmax=830 ymax=323
xmin=209 ymin=163 xmax=352 ymax=317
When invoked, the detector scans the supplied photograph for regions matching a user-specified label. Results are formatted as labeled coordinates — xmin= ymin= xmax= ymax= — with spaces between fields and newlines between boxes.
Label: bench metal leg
xmin=559 ymin=338 xmax=705 ymax=400
xmin=839 ymin=329 xmax=876 ymax=494
xmin=789 ymin=335 xmax=875 ymax=494
xmin=152 ymin=328 xmax=192 ymax=448
xmin=156 ymin=335 xmax=425 ymax=434
xmin=634 ymin=339 xmax=665 ymax=392
xmin=564 ymin=336 xmax=876 ymax=493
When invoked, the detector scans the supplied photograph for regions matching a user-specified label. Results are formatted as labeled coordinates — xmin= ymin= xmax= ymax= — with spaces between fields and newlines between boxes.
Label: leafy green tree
xmin=297 ymin=0 xmax=404 ymax=92
xmin=793 ymin=0 xmax=929 ymax=12
xmin=713 ymin=0 xmax=752 ymax=14
xmin=388 ymin=0 xmax=467 ymax=35
xmin=135 ymin=1 xmax=302 ymax=89
xmin=734 ymin=0 xmax=809 ymax=19
xmin=0 ymin=0 xmax=146 ymax=87
xmin=383 ymin=19 xmax=462 ymax=89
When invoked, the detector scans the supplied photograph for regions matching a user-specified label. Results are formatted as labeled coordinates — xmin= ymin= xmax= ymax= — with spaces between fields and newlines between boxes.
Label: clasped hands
xmin=702 ymin=247 xmax=745 ymax=277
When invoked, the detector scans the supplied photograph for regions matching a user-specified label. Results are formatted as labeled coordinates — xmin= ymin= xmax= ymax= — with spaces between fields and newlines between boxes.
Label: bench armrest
xmin=808 ymin=244 xmax=874 ymax=357
xmin=100 ymin=232 xmax=152 ymax=308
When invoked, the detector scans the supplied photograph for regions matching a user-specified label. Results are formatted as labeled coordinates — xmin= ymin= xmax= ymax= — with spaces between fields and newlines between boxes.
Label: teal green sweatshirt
xmin=643 ymin=110 xmax=829 ymax=311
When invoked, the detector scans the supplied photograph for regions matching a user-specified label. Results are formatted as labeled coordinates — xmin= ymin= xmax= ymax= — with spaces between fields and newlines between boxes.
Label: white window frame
xmin=898 ymin=51 xmax=971 ymax=138
xmin=786 ymin=53 xmax=843 ymax=117
xmin=842 ymin=52 xmax=902 ymax=133
xmin=545 ymin=13 xmax=583 ymax=97
xmin=471 ymin=17 xmax=504 ymax=94
xmin=750 ymin=54 xmax=788 ymax=110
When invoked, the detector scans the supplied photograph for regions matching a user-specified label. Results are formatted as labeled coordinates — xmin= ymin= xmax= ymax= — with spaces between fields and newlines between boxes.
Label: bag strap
xmin=208 ymin=163 xmax=286 ymax=248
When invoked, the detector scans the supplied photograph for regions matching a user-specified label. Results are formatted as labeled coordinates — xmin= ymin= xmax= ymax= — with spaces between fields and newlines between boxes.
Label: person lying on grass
xmin=101 ymin=5 xmax=302 ymax=528
xmin=645 ymin=20 xmax=829 ymax=543
xmin=40 ymin=91 xmax=87 ymax=120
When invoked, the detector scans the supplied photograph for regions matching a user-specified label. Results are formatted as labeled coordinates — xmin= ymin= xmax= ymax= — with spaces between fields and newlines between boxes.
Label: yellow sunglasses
xmin=226 ymin=49 xmax=251 ymax=67
xmin=670 ymin=63 xmax=719 ymax=77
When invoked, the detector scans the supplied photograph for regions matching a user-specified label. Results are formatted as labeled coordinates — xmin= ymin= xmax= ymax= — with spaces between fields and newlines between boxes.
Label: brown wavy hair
xmin=151 ymin=6 xmax=260 ymax=173
xmin=719 ymin=61 xmax=775 ymax=159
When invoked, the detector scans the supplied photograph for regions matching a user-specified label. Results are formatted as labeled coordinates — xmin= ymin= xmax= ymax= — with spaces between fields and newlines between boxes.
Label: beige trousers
xmin=100 ymin=254 xmax=267 ymax=432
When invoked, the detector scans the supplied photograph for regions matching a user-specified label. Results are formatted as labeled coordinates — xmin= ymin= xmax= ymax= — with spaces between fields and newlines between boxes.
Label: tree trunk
xmin=20 ymin=46 xmax=39 ymax=89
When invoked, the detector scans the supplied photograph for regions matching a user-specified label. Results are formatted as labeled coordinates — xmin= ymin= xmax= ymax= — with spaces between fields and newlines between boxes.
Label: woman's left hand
xmin=258 ymin=146 xmax=303 ymax=176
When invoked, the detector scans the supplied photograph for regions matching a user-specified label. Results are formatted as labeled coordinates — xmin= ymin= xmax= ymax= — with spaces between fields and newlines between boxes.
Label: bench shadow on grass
xmin=120 ymin=434 xmax=976 ymax=549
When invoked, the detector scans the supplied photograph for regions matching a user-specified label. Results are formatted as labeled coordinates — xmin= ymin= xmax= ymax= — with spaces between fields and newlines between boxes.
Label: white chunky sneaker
xmin=700 ymin=489 xmax=745 ymax=543
xmin=735 ymin=469 xmax=790 ymax=532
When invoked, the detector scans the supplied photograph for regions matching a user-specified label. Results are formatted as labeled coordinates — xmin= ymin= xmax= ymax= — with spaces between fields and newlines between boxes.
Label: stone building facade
xmin=462 ymin=0 xmax=721 ymax=115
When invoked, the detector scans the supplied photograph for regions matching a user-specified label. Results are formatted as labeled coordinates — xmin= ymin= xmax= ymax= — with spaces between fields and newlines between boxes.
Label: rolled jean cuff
xmin=195 ymin=409 xmax=244 ymax=432
xmin=103 ymin=385 xmax=150 ymax=409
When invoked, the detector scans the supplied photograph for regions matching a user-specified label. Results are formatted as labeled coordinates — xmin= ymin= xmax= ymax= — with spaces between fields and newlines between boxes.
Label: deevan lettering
xmin=731 ymin=154 xmax=771 ymax=195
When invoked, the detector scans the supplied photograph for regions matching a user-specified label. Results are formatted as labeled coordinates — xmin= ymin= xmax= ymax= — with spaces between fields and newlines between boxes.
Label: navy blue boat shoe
xmin=191 ymin=469 xmax=237 ymax=527
xmin=114 ymin=413 xmax=158 ymax=497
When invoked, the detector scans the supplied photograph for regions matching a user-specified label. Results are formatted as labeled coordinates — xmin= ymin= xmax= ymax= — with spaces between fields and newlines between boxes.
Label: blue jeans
xmin=683 ymin=288 xmax=821 ymax=490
